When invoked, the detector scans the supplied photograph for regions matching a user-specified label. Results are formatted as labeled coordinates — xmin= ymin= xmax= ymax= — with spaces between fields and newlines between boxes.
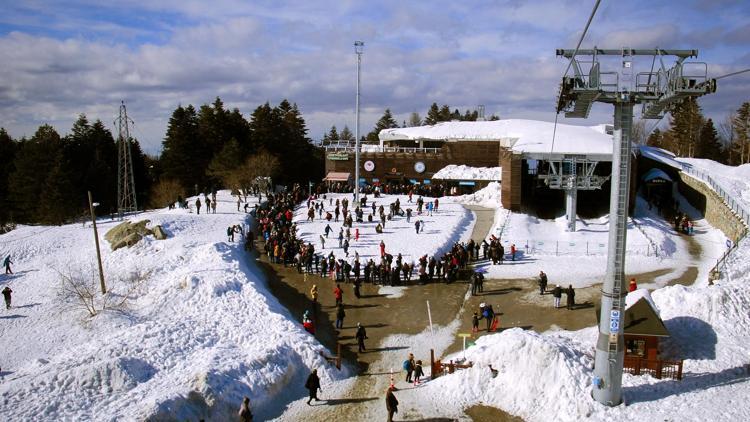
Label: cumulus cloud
xmin=0 ymin=0 xmax=746 ymax=153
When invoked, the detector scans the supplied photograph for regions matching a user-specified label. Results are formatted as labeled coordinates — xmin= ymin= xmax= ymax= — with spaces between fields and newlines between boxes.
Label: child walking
xmin=414 ymin=360 xmax=424 ymax=385
xmin=472 ymin=311 xmax=480 ymax=333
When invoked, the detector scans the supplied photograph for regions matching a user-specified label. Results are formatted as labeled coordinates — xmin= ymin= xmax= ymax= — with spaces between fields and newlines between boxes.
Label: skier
xmin=355 ymin=322 xmax=368 ymax=352
xmin=3 ymin=255 xmax=12 ymax=274
xmin=2 ymin=286 xmax=12 ymax=309
xmin=413 ymin=360 xmax=424 ymax=385
xmin=552 ymin=285 xmax=562 ymax=308
xmin=538 ymin=270 xmax=548 ymax=295
xmin=195 ymin=198 xmax=201 ymax=214
xmin=385 ymin=386 xmax=399 ymax=422
xmin=238 ymin=396 xmax=253 ymax=422
xmin=305 ymin=369 xmax=322 ymax=405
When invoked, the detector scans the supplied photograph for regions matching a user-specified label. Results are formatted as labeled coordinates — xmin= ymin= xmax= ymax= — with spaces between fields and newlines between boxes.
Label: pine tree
xmin=425 ymin=103 xmax=441 ymax=125
xmin=646 ymin=128 xmax=664 ymax=149
xmin=326 ymin=125 xmax=340 ymax=144
xmin=365 ymin=109 xmax=398 ymax=143
xmin=160 ymin=105 xmax=203 ymax=193
xmin=450 ymin=108 xmax=462 ymax=120
xmin=0 ymin=128 xmax=17 ymax=225
xmin=8 ymin=125 xmax=63 ymax=222
xmin=38 ymin=158 xmax=77 ymax=225
xmin=731 ymin=102 xmax=750 ymax=164
xmin=208 ymin=138 xmax=244 ymax=182
xmin=339 ymin=125 xmax=354 ymax=142
xmin=668 ymin=98 xmax=704 ymax=157
xmin=696 ymin=119 xmax=725 ymax=163
xmin=439 ymin=105 xmax=452 ymax=122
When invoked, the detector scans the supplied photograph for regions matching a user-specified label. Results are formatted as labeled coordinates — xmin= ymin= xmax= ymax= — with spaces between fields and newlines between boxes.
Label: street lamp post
xmin=354 ymin=40 xmax=364 ymax=204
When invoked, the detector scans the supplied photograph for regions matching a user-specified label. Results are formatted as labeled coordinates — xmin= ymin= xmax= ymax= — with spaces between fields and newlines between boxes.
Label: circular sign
xmin=391 ymin=167 xmax=397 ymax=173
xmin=414 ymin=161 xmax=426 ymax=173
xmin=364 ymin=160 xmax=375 ymax=172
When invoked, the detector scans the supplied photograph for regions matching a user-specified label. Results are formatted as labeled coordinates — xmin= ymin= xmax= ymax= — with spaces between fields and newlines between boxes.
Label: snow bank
xmin=451 ymin=181 xmax=502 ymax=208
xmin=0 ymin=192 xmax=349 ymax=421
xmin=433 ymin=165 xmax=501 ymax=181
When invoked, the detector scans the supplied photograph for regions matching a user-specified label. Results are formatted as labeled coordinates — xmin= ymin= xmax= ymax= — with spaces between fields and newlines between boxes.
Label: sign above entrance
xmin=364 ymin=160 xmax=375 ymax=172
xmin=414 ymin=161 xmax=426 ymax=173
xmin=327 ymin=152 xmax=349 ymax=161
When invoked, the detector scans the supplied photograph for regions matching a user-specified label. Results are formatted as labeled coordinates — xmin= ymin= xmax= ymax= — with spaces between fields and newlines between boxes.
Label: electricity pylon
xmin=116 ymin=101 xmax=138 ymax=219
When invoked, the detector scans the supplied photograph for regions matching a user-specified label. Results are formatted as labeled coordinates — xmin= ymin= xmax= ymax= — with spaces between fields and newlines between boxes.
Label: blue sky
xmin=0 ymin=0 xmax=748 ymax=153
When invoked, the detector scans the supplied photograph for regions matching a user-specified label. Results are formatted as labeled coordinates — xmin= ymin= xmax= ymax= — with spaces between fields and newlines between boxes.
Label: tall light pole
xmin=354 ymin=40 xmax=364 ymax=204
xmin=88 ymin=191 xmax=106 ymax=294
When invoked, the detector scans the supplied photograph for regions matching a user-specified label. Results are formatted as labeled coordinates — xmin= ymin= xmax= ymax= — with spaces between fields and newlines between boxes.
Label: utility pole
xmin=556 ymin=48 xmax=716 ymax=406
xmin=116 ymin=101 xmax=138 ymax=219
xmin=354 ymin=41 xmax=364 ymax=204
xmin=88 ymin=191 xmax=106 ymax=294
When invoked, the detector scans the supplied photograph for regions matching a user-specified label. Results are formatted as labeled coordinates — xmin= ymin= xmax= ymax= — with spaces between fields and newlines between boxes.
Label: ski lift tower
xmin=555 ymin=47 xmax=716 ymax=406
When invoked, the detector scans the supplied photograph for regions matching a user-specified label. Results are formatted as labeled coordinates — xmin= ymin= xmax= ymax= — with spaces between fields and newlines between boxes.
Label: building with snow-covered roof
xmin=325 ymin=119 xmax=627 ymax=227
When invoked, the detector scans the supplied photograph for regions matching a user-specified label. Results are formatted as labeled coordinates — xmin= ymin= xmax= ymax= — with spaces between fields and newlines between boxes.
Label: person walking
xmin=195 ymin=198 xmax=201 ymax=214
xmin=404 ymin=353 xmax=415 ymax=383
xmin=335 ymin=303 xmax=346 ymax=329
xmin=238 ymin=396 xmax=253 ymax=421
xmin=472 ymin=311 xmax=480 ymax=333
xmin=538 ymin=270 xmax=548 ymax=295
xmin=385 ymin=386 xmax=399 ymax=422
xmin=2 ymin=286 xmax=12 ymax=309
xmin=552 ymin=285 xmax=562 ymax=309
xmin=355 ymin=322 xmax=368 ymax=352
xmin=510 ymin=244 xmax=517 ymax=261
xmin=333 ymin=284 xmax=343 ymax=306
xmin=343 ymin=239 xmax=350 ymax=257
xmin=310 ymin=284 xmax=318 ymax=309
xmin=338 ymin=229 xmax=344 ymax=248
xmin=305 ymin=369 xmax=322 ymax=405
xmin=227 ymin=226 xmax=234 ymax=242
xmin=355 ymin=228 xmax=360 ymax=242
xmin=211 ymin=199 xmax=216 ymax=214
xmin=3 ymin=255 xmax=12 ymax=274
xmin=413 ymin=360 xmax=424 ymax=385
xmin=380 ymin=240 xmax=386 ymax=258
xmin=566 ymin=285 xmax=575 ymax=310
xmin=414 ymin=220 xmax=420 ymax=234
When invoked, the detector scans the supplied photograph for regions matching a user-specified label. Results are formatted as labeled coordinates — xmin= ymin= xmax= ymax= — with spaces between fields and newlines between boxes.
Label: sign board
xmin=423 ymin=179 xmax=431 ymax=184
xmin=364 ymin=160 xmax=375 ymax=172
xmin=609 ymin=309 xmax=621 ymax=333
xmin=609 ymin=333 xmax=618 ymax=344
xmin=459 ymin=181 xmax=476 ymax=186
xmin=327 ymin=152 xmax=349 ymax=161
xmin=414 ymin=161 xmax=426 ymax=173
xmin=458 ymin=333 xmax=473 ymax=338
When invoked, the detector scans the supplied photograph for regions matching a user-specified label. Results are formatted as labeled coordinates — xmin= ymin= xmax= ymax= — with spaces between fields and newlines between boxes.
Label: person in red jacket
xmin=333 ymin=284 xmax=343 ymax=306
xmin=380 ymin=240 xmax=386 ymax=258
xmin=628 ymin=278 xmax=637 ymax=292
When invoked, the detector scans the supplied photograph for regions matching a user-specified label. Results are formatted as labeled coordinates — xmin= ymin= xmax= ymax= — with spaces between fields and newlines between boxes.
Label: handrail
xmin=324 ymin=145 xmax=442 ymax=154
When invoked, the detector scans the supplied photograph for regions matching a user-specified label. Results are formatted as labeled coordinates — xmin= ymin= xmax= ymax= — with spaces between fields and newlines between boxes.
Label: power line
xmin=715 ymin=68 xmax=750 ymax=80
xmin=551 ymin=0 xmax=602 ymax=153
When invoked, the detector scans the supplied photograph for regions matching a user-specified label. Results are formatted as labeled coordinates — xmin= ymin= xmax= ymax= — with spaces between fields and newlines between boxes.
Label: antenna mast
xmin=116 ymin=101 xmax=138 ymax=219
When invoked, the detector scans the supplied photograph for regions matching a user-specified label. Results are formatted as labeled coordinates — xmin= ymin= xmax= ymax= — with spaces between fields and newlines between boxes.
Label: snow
xmin=292 ymin=193 xmax=476 ymax=272
xmin=451 ymin=181 xmax=726 ymax=287
xmin=432 ymin=165 xmax=501 ymax=181
xmin=379 ymin=119 xmax=614 ymax=159
xmin=0 ymin=192 xmax=350 ymax=420
xmin=625 ymin=288 xmax=659 ymax=314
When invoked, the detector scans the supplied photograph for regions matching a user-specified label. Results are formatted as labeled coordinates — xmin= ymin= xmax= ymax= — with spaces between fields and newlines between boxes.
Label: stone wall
xmin=678 ymin=173 xmax=747 ymax=242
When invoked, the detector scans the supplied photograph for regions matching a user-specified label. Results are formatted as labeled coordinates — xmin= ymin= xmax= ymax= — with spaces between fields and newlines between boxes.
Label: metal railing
xmin=679 ymin=163 xmax=750 ymax=281
xmin=324 ymin=145 xmax=442 ymax=154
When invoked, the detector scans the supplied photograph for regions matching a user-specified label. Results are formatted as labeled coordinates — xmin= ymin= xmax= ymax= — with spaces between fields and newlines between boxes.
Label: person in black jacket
xmin=238 ymin=396 xmax=253 ymax=421
xmin=386 ymin=386 xmax=399 ymax=422
xmin=305 ymin=369 xmax=321 ymax=405
xmin=552 ymin=285 xmax=562 ymax=308
xmin=355 ymin=322 xmax=368 ymax=352
xmin=566 ymin=285 xmax=575 ymax=310
xmin=538 ymin=271 xmax=548 ymax=295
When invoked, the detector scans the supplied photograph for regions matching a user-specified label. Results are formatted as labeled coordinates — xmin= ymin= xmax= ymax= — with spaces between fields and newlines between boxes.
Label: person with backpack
xmin=404 ymin=353 xmax=415 ymax=383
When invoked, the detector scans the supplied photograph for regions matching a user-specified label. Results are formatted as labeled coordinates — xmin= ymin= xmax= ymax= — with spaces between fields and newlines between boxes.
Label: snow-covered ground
xmin=0 ymin=192 xmax=349 ymax=420
xmin=292 ymin=193 xmax=475 ymax=267
xmin=454 ymin=182 xmax=726 ymax=287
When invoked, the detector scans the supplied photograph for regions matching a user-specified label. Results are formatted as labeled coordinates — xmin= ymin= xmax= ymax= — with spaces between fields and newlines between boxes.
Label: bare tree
xmin=57 ymin=264 xmax=150 ymax=318
xmin=148 ymin=179 xmax=185 ymax=209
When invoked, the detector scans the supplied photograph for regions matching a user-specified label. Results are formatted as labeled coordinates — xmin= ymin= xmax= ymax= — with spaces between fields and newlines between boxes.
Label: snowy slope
xmin=0 ymin=192 xmax=348 ymax=421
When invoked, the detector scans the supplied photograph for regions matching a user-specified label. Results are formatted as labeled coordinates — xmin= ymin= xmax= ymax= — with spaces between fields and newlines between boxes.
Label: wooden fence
xmin=623 ymin=355 xmax=683 ymax=380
